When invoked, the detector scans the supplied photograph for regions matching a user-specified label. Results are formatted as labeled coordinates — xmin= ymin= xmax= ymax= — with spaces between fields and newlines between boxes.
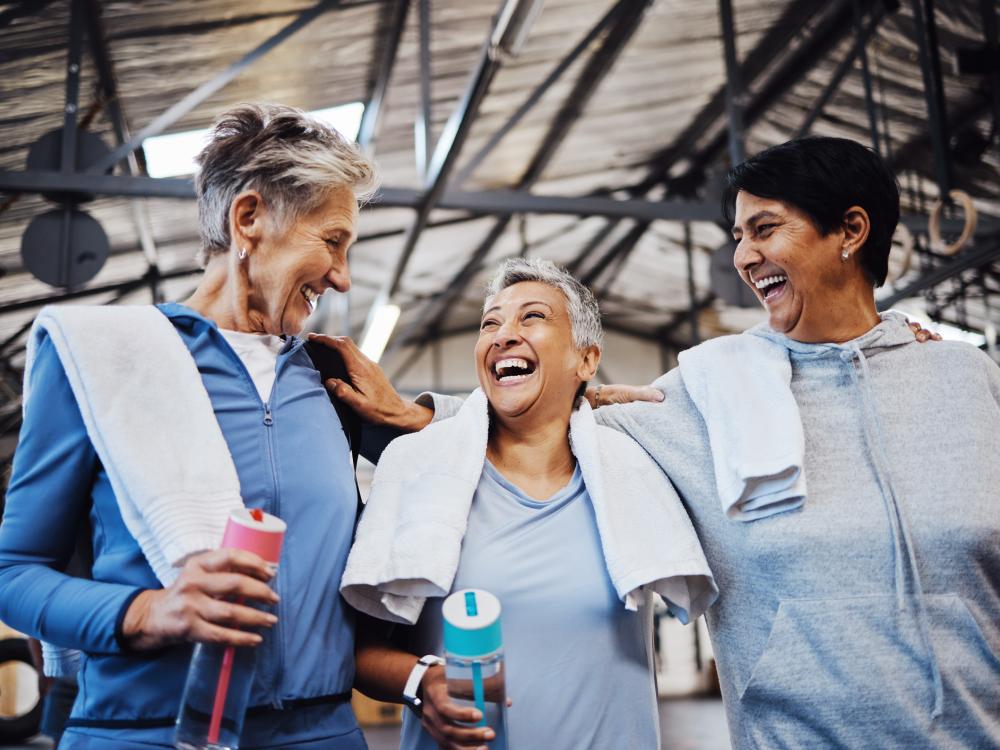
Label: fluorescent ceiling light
xmin=359 ymin=303 xmax=401 ymax=363
xmin=143 ymin=101 xmax=365 ymax=178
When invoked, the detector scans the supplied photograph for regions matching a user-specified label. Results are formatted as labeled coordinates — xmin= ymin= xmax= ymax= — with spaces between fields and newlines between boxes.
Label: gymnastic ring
xmin=887 ymin=223 xmax=914 ymax=283
xmin=928 ymin=189 xmax=977 ymax=256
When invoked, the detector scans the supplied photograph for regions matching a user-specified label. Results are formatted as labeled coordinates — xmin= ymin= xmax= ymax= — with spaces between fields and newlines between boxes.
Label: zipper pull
xmin=263 ymin=406 xmax=273 ymax=426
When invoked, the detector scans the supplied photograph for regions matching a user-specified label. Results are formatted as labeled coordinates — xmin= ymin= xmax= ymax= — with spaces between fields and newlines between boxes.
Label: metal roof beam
xmin=83 ymin=0 xmax=162 ymax=299
xmin=910 ymin=0 xmax=952 ymax=194
xmin=390 ymin=0 xmax=653 ymax=351
xmin=0 ymin=169 xmax=195 ymax=198
xmin=86 ymin=0 xmax=342 ymax=174
xmin=451 ymin=0 xmax=628 ymax=187
xmin=718 ymin=0 xmax=745 ymax=165
xmin=633 ymin=0 xmax=826 ymax=193
xmin=0 ymin=266 xmax=204 ymax=316
xmin=685 ymin=0 xmax=865 ymax=178
xmin=579 ymin=221 xmax=650 ymax=287
xmin=0 ymin=0 xmax=57 ymax=31
xmin=879 ymin=237 xmax=1000 ymax=308
xmin=413 ymin=0 xmax=433 ymax=176
xmin=362 ymin=25 xmax=510 ymax=332
xmin=795 ymin=1 xmax=889 ymax=137
xmin=357 ymin=0 xmax=410 ymax=150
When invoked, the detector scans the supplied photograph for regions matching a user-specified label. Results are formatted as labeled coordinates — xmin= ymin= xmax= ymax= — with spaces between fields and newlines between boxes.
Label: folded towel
xmin=26 ymin=305 xmax=243 ymax=674
xmin=677 ymin=333 xmax=806 ymax=521
xmin=341 ymin=389 xmax=716 ymax=625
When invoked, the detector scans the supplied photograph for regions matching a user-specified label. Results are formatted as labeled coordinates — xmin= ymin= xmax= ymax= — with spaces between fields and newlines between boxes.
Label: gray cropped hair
xmin=484 ymin=258 xmax=604 ymax=350
xmin=194 ymin=103 xmax=379 ymax=265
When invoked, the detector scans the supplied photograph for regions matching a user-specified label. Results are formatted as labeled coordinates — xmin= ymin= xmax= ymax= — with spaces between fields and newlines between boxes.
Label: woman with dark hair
xmin=329 ymin=137 xmax=1000 ymax=747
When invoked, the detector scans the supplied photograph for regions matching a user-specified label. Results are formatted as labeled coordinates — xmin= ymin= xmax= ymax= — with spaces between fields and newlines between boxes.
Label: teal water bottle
xmin=442 ymin=589 xmax=508 ymax=748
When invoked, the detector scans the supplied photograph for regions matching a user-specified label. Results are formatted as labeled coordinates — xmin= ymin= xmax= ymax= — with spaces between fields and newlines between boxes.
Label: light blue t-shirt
xmin=400 ymin=461 xmax=658 ymax=750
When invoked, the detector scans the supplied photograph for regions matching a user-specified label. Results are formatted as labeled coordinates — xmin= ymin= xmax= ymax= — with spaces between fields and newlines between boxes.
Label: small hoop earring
xmin=841 ymin=249 xmax=850 ymax=262
xmin=238 ymin=247 xmax=248 ymax=261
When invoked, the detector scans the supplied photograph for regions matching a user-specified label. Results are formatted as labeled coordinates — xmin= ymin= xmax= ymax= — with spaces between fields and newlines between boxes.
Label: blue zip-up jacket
xmin=0 ymin=303 xmax=371 ymax=748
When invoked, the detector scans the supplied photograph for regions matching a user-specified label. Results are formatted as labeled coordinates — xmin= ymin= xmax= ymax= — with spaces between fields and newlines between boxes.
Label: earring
xmin=238 ymin=247 xmax=248 ymax=261
xmin=841 ymin=249 xmax=849 ymax=262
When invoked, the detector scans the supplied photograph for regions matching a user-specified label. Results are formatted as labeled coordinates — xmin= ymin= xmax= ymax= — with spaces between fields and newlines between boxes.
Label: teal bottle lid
xmin=442 ymin=589 xmax=503 ymax=658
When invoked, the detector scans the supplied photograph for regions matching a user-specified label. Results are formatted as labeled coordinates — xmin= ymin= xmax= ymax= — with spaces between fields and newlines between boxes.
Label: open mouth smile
xmin=492 ymin=357 xmax=536 ymax=384
xmin=754 ymin=274 xmax=788 ymax=304
xmin=300 ymin=285 xmax=321 ymax=312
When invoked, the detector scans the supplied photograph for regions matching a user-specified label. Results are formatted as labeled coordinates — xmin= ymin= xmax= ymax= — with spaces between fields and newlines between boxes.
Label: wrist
xmin=120 ymin=589 xmax=158 ymax=651
xmin=402 ymin=655 xmax=445 ymax=714
xmin=417 ymin=663 xmax=445 ymax=701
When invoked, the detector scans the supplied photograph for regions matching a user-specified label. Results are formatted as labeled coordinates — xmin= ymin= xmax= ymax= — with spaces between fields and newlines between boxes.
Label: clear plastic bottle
xmin=174 ymin=640 xmax=259 ymax=750
xmin=174 ymin=509 xmax=285 ymax=750
xmin=442 ymin=589 xmax=508 ymax=749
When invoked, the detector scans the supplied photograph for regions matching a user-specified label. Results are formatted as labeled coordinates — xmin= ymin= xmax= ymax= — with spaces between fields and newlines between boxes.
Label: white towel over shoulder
xmin=341 ymin=389 xmax=716 ymax=625
xmin=26 ymin=306 xmax=244 ymax=585
xmin=677 ymin=332 xmax=806 ymax=521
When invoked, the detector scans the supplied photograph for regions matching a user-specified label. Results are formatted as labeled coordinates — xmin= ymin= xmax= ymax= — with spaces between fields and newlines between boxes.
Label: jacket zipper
xmin=262 ymin=398 xmax=284 ymax=709
xmin=213 ymin=329 xmax=301 ymax=710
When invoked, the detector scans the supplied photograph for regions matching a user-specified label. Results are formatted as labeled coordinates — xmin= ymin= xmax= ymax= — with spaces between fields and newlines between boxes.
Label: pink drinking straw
xmin=207 ymin=508 xmax=284 ymax=746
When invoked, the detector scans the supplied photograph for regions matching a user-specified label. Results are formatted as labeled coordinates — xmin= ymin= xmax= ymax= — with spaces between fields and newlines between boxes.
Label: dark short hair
xmin=722 ymin=137 xmax=900 ymax=286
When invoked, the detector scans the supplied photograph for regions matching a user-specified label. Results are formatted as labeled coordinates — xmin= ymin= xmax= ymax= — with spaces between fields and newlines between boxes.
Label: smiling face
xmin=475 ymin=281 xmax=599 ymax=424
xmin=242 ymin=186 xmax=358 ymax=336
xmin=731 ymin=191 xmax=877 ymax=343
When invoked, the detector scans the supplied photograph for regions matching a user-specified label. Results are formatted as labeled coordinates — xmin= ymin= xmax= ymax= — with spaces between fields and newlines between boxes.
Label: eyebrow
xmin=482 ymin=300 xmax=555 ymax=316
xmin=732 ymin=210 xmax=780 ymax=236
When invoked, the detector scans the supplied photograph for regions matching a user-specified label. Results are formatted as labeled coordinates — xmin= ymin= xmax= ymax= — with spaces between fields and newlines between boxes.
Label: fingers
xmin=633 ymin=386 xmax=665 ymax=403
xmin=308 ymin=333 xmax=370 ymax=364
xmin=324 ymin=377 xmax=362 ymax=407
xmin=196 ymin=548 xmax=274 ymax=583
xmin=190 ymin=620 xmax=264 ymax=648
xmin=433 ymin=697 xmax=485 ymax=725
xmin=197 ymin=571 xmax=279 ymax=606
xmin=421 ymin=709 xmax=495 ymax=749
xmin=603 ymin=384 xmax=664 ymax=405
xmin=199 ymin=597 xmax=278 ymax=631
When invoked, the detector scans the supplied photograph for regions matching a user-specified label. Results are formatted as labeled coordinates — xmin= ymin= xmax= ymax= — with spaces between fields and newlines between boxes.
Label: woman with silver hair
xmin=319 ymin=258 xmax=716 ymax=749
xmin=0 ymin=103 xmax=379 ymax=749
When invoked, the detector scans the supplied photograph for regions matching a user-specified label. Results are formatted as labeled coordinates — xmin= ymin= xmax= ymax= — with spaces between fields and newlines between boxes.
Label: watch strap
xmin=402 ymin=655 xmax=445 ymax=712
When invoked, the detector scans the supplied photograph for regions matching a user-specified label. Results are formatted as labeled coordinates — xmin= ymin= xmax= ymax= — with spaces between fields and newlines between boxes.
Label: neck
xmin=486 ymin=407 xmax=576 ymax=500
xmin=790 ymin=285 xmax=880 ymax=344
xmin=184 ymin=254 xmax=263 ymax=333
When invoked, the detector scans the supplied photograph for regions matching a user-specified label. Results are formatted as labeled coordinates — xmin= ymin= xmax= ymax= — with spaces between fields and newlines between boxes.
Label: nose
xmin=733 ymin=236 xmax=762 ymax=277
xmin=326 ymin=256 xmax=351 ymax=293
xmin=492 ymin=319 xmax=522 ymax=349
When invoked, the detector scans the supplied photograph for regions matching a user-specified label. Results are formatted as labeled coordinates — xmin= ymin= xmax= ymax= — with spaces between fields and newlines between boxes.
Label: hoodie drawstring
xmin=842 ymin=344 xmax=944 ymax=721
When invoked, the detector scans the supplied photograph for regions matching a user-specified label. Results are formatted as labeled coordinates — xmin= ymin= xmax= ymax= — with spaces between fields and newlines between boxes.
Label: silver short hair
xmin=484 ymin=258 xmax=604 ymax=350
xmin=194 ymin=103 xmax=379 ymax=265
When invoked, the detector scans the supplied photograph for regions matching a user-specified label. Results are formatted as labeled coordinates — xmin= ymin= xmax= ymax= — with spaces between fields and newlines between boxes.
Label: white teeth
xmin=494 ymin=357 xmax=529 ymax=374
xmin=754 ymin=275 xmax=788 ymax=290
xmin=300 ymin=285 xmax=319 ymax=309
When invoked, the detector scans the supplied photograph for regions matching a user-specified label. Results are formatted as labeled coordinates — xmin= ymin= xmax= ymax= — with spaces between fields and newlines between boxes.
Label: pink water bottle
xmin=174 ymin=508 xmax=285 ymax=750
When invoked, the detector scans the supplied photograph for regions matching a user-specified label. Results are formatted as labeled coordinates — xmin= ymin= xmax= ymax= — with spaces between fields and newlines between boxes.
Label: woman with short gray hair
xmin=0 ymin=103 xmax=380 ymax=749
xmin=329 ymin=257 xmax=715 ymax=750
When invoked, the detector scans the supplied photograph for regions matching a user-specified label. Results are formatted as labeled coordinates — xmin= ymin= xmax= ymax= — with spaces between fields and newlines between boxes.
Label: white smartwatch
xmin=402 ymin=654 xmax=446 ymax=716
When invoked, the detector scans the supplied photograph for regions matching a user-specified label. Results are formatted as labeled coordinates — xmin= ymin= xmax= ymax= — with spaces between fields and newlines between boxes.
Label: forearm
xmin=353 ymin=615 xmax=422 ymax=703
xmin=0 ymin=563 xmax=142 ymax=654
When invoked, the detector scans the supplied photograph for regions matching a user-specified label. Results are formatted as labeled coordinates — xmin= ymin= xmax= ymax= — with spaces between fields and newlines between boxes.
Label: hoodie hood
xmin=746 ymin=310 xmax=914 ymax=356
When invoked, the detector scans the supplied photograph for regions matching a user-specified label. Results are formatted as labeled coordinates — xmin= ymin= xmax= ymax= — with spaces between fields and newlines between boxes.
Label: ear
xmin=229 ymin=190 xmax=266 ymax=253
xmin=840 ymin=205 xmax=871 ymax=261
xmin=577 ymin=344 xmax=601 ymax=383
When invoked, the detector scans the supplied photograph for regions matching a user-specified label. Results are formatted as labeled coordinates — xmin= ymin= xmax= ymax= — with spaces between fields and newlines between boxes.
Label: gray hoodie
xmin=424 ymin=313 xmax=1000 ymax=747
xmin=596 ymin=314 xmax=1000 ymax=748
